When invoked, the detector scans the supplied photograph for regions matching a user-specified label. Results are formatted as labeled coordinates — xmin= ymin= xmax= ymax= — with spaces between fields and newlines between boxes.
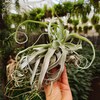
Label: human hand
xmin=44 ymin=66 xmax=72 ymax=100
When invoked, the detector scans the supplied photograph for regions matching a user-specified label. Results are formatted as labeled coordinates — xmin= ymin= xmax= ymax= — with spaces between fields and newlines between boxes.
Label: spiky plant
xmin=5 ymin=17 xmax=95 ymax=99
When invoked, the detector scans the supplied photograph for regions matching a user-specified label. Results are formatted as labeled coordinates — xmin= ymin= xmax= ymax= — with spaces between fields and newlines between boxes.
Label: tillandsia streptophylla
xmin=6 ymin=17 xmax=95 ymax=98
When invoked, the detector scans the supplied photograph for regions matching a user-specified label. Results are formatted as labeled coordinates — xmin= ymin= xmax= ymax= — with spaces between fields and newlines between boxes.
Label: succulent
xmin=5 ymin=18 xmax=95 ymax=99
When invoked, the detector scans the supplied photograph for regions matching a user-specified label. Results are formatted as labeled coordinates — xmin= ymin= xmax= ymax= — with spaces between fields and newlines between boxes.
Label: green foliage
xmin=78 ymin=0 xmax=84 ymax=4
xmin=29 ymin=8 xmax=43 ymax=20
xmin=85 ymin=4 xmax=91 ymax=15
xmin=82 ymin=15 xmax=88 ymax=23
xmin=91 ymin=15 xmax=99 ymax=25
xmin=15 ymin=0 xmax=20 ymax=12
xmin=67 ymin=18 xmax=73 ymax=24
xmin=72 ymin=19 xmax=79 ymax=26
xmin=63 ymin=1 xmax=74 ymax=13
xmin=73 ymin=2 xmax=85 ymax=17
xmin=0 ymin=29 xmax=15 ymax=56
xmin=22 ymin=12 xmax=30 ymax=21
xmin=83 ymin=26 xmax=89 ymax=33
xmin=53 ymin=4 xmax=65 ymax=16
xmin=10 ymin=14 xmax=22 ymax=24
xmin=3 ymin=1 xmax=99 ymax=32
xmin=24 ymin=8 xmax=45 ymax=31
xmin=67 ymin=64 xmax=93 ymax=100
xmin=94 ymin=24 xmax=100 ymax=34
xmin=5 ymin=46 xmax=99 ymax=100
xmin=73 ymin=26 xmax=77 ymax=32
xmin=68 ymin=46 xmax=100 ymax=100
xmin=69 ymin=26 xmax=73 ymax=33
xmin=88 ymin=26 xmax=93 ymax=30
xmin=78 ymin=26 xmax=83 ymax=33
xmin=90 ymin=0 xmax=100 ymax=13
xmin=45 ymin=8 xmax=52 ymax=18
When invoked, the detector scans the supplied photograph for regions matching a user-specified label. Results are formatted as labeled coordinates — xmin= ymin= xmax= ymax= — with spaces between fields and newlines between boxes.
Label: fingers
xmin=60 ymin=66 xmax=69 ymax=85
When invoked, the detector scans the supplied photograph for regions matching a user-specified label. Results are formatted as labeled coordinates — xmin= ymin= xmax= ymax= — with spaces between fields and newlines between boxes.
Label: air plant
xmin=5 ymin=17 xmax=95 ymax=99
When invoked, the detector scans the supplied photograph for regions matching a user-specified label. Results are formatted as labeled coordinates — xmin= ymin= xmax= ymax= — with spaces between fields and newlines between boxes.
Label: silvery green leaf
xmin=38 ymin=48 xmax=56 ymax=89
xmin=48 ymin=51 xmax=62 ymax=71
xmin=19 ymin=49 xmax=46 ymax=69
xmin=56 ymin=46 xmax=68 ymax=79
xmin=66 ymin=43 xmax=82 ymax=51
xmin=47 ymin=46 xmax=68 ymax=81
xmin=69 ymin=33 xmax=95 ymax=69
xmin=30 ymin=57 xmax=41 ymax=85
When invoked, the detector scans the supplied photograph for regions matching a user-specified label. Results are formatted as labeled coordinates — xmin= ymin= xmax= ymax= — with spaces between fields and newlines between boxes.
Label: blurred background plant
xmin=0 ymin=0 xmax=100 ymax=100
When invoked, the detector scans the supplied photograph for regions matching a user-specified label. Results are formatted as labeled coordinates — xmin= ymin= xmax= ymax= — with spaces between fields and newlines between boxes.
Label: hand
xmin=44 ymin=67 xmax=72 ymax=100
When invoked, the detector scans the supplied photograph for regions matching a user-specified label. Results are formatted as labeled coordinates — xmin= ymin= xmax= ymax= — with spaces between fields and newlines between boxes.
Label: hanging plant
xmin=82 ymin=15 xmax=88 ymax=23
xmin=5 ymin=18 xmax=95 ymax=99
xmin=63 ymin=1 xmax=74 ymax=13
xmin=73 ymin=26 xmax=78 ymax=32
xmin=85 ymin=4 xmax=91 ymax=15
xmin=73 ymin=1 xmax=85 ymax=17
xmin=77 ymin=0 xmax=84 ymax=4
xmin=90 ymin=0 xmax=99 ymax=13
xmin=83 ymin=26 xmax=89 ymax=34
xmin=53 ymin=4 xmax=64 ymax=16
xmin=68 ymin=26 xmax=73 ymax=33
xmin=22 ymin=12 xmax=30 ymax=21
xmin=91 ymin=15 xmax=99 ymax=25
xmin=10 ymin=14 xmax=22 ymax=25
xmin=72 ymin=19 xmax=79 ymax=26
xmin=67 ymin=18 xmax=73 ymax=24
xmin=88 ymin=26 xmax=93 ymax=30
xmin=78 ymin=26 xmax=83 ymax=33
xmin=94 ymin=24 xmax=100 ymax=34
xmin=45 ymin=8 xmax=52 ymax=18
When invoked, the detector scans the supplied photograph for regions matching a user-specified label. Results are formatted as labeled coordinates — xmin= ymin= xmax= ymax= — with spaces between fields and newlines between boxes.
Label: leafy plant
xmin=90 ymin=0 xmax=99 ymax=13
xmin=83 ymin=26 xmax=89 ymax=33
xmin=69 ymin=26 xmax=73 ymax=33
xmin=73 ymin=26 xmax=77 ymax=32
xmin=78 ymin=26 xmax=83 ymax=33
xmin=67 ymin=18 xmax=73 ymax=24
xmin=53 ymin=4 xmax=64 ymax=16
xmin=72 ymin=19 xmax=79 ymax=26
xmin=91 ymin=15 xmax=99 ymax=25
xmin=88 ymin=26 xmax=93 ymax=30
xmin=82 ymin=15 xmax=88 ymax=23
xmin=5 ymin=18 xmax=95 ymax=99
xmin=10 ymin=14 xmax=22 ymax=24
xmin=63 ymin=1 xmax=74 ymax=13
xmin=94 ymin=24 xmax=100 ymax=34
xmin=85 ymin=4 xmax=91 ymax=15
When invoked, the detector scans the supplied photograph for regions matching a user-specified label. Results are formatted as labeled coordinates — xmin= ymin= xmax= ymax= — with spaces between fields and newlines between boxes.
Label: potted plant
xmin=5 ymin=17 xmax=95 ymax=99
